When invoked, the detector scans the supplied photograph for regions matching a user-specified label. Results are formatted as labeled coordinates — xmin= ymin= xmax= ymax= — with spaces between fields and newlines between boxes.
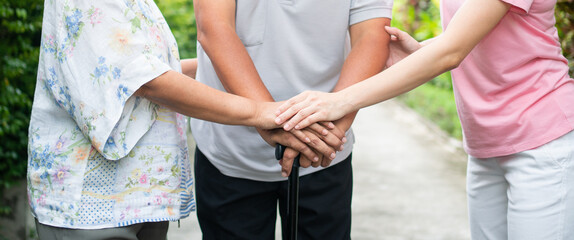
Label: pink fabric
xmin=441 ymin=0 xmax=574 ymax=158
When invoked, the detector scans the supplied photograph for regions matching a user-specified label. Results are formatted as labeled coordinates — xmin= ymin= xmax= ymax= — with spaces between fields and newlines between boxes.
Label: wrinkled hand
xmin=257 ymin=122 xmax=345 ymax=177
xmin=278 ymin=122 xmax=347 ymax=176
xmin=384 ymin=26 xmax=422 ymax=68
xmin=274 ymin=91 xmax=349 ymax=132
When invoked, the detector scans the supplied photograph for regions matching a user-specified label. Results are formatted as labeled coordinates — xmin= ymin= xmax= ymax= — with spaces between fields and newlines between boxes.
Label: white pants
xmin=467 ymin=130 xmax=574 ymax=240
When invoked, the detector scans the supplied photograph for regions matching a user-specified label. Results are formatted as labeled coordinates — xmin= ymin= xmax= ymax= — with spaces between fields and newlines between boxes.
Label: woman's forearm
xmin=137 ymin=70 xmax=278 ymax=128
xmin=343 ymin=36 xmax=460 ymax=111
xmin=345 ymin=0 xmax=511 ymax=110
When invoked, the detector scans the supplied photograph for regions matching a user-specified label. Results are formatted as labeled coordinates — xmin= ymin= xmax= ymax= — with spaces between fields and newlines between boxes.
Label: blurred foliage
xmin=393 ymin=0 xmax=574 ymax=140
xmin=391 ymin=0 xmax=462 ymax=139
xmin=0 ymin=0 xmax=197 ymax=216
xmin=556 ymin=0 xmax=574 ymax=74
xmin=156 ymin=0 xmax=197 ymax=59
xmin=0 ymin=0 xmax=43 ymax=215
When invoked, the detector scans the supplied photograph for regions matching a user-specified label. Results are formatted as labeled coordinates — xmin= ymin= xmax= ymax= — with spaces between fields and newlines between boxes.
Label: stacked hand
xmin=270 ymin=26 xmax=423 ymax=176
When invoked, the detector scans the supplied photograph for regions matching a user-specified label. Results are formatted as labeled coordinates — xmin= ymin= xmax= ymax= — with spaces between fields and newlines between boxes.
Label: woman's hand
xmin=274 ymin=91 xmax=351 ymax=131
xmin=385 ymin=26 xmax=422 ymax=68
xmin=254 ymin=101 xmax=285 ymax=129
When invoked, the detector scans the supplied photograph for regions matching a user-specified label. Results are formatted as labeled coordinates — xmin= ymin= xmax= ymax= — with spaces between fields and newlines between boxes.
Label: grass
xmin=398 ymin=73 xmax=463 ymax=140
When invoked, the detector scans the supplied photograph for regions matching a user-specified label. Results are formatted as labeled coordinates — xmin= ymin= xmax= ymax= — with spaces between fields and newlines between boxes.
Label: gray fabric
xmin=35 ymin=219 xmax=169 ymax=240
xmin=190 ymin=0 xmax=393 ymax=181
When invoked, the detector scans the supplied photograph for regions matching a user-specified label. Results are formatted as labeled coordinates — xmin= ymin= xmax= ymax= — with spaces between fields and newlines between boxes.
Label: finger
xmin=299 ymin=155 xmax=314 ymax=168
xmin=276 ymin=94 xmax=304 ymax=116
xmin=275 ymin=103 xmax=301 ymax=126
xmin=306 ymin=124 xmax=344 ymax=151
xmin=278 ymin=101 xmax=316 ymax=131
xmin=294 ymin=129 xmax=337 ymax=160
xmin=320 ymin=156 xmax=334 ymax=168
xmin=308 ymin=122 xmax=329 ymax=136
xmin=288 ymin=111 xmax=323 ymax=131
xmin=273 ymin=131 xmax=319 ymax=167
xmin=280 ymin=147 xmax=299 ymax=177
xmin=275 ymin=93 xmax=311 ymax=125
xmin=287 ymin=138 xmax=319 ymax=165
xmin=321 ymin=121 xmax=336 ymax=130
xmin=384 ymin=26 xmax=401 ymax=39
xmin=311 ymin=155 xmax=323 ymax=168
xmin=289 ymin=130 xmax=318 ymax=162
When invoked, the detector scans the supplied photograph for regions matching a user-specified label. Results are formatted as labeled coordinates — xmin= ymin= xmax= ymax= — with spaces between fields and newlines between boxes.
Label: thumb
xmin=280 ymin=157 xmax=293 ymax=177
xmin=385 ymin=26 xmax=402 ymax=40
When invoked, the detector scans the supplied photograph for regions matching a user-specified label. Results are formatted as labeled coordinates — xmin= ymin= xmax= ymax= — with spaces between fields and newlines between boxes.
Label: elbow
xmin=442 ymin=50 xmax=466 ymax=72
xmin=196 ymin=21 xmax=233 ymax=48
xmin=196 ymin=25 xmax=209 ymax=46
xmin=137 ymin=71 xmax=172 ymax=99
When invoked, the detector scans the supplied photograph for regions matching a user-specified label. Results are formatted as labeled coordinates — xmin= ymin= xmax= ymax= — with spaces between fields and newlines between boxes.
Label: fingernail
xmin=284 ymin=124 xmax=290 ymax=130
xmin=330 ymin=153 xmax=336 ymax=159
xmin=305 ymin=137 xmax=310 ymax=143
xmin=295 ymin=125 xmax=301 ymax=130
xmin=322 ymin=129 xmax=328 ymax=135
xmin=313 ymin=157 xmax=319 ymax=162
xmin=282 ymin=171 xmax=288 ymax=177
xmin=342 ymin=137 xmax=347 ymax=143
xmin=275 ymin=117 xmax=281 ymax=124
xmin=339 ymin=145 xmax=344 ymax=151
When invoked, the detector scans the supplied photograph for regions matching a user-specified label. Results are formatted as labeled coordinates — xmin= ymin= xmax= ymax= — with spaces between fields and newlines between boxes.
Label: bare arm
xmin=181 ymin=58 xmax=198 ymax=79
xmin=136 ymin=70 xmax=279 ymax=129
xmin=194 ymin=0 xmax=272 ymax=101
xmin=329 ymin=17 xmax=391 ymax=129
xmin=276 ymin=0 xmax=511 ymax=129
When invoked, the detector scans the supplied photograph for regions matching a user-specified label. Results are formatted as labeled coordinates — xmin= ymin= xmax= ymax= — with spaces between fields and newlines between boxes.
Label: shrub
xmin=0 ymin=0 xmax=43 ymax=215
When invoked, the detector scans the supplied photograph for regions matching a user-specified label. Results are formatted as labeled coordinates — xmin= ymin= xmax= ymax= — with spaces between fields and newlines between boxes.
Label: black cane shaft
xmin=287 ymin=156 xmax=300 ymax=240
xmin=275 ymin=144 xmax=300 ymax=240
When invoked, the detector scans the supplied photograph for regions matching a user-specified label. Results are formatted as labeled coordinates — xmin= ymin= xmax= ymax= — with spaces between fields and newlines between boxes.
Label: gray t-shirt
xmin=190 ymin=0 xmax=393 ymax=181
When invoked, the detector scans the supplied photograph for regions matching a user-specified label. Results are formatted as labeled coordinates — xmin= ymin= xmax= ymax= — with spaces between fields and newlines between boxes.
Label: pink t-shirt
xmin=441 ymin=0 xmax=574 ymax=158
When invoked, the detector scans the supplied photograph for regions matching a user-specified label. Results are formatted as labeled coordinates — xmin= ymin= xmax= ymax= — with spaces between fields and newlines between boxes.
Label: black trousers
xmin=194 ymin=147 xmax=353 ymax=240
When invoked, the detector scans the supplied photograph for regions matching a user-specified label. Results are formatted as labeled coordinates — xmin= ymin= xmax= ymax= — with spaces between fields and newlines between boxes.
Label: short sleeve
xmin=349 ymin=0 xmax=393 ymax=26
xmin=41 ymin=0 xmax=179 ymax=159
xmin=501 ymin=0 xmax=533 ymax=14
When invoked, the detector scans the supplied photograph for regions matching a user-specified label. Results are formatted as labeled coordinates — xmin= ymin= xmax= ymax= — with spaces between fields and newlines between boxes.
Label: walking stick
xmin=275 ymin=144 xmax=299 ymax=240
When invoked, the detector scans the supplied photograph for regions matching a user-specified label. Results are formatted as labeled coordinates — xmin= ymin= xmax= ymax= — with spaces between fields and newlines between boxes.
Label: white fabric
xmin=467 ymin=130 xmax=574 ymax=239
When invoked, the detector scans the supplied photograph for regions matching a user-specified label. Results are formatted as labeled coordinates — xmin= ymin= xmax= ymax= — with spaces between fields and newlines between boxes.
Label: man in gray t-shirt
xmin=191 ymin=0 xmax=393 ymax=238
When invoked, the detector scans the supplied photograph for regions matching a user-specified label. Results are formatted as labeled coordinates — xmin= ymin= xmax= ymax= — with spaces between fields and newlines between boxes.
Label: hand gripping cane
xmin=275 ymin=144 xmax=300 ymax=240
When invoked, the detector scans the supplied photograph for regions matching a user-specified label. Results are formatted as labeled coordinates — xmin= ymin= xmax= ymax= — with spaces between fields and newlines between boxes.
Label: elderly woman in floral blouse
xmin=28 ymin=0 xmax=344 ymax=239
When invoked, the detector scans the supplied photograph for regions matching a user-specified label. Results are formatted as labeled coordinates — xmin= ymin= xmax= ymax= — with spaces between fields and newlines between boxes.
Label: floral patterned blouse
xmin=28 ymin=0 xmax=194 ymax=229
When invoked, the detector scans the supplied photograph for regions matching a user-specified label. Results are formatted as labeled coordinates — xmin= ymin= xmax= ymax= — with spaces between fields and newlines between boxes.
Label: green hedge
xmin=557 ymin=0 xmax=574 ymax=73
xmin=0 ymin=0 xmax=43 ymax=215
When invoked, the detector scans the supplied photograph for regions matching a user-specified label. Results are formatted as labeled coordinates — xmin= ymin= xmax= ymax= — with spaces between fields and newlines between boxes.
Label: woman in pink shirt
xmin=275 ymin=0 xmax=574 ymax=239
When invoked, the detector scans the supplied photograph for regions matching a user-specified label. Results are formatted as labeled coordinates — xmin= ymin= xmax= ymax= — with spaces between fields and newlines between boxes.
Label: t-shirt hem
xmin=350 ymin=6 xmax=393 ymax=26
xmin=500 ymin=0 xmax=532 ymax=14
xmin=465 ymin=127 xmax=574 ymax=158
xmin=34 ymin=215 xmax=185 ymax=230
